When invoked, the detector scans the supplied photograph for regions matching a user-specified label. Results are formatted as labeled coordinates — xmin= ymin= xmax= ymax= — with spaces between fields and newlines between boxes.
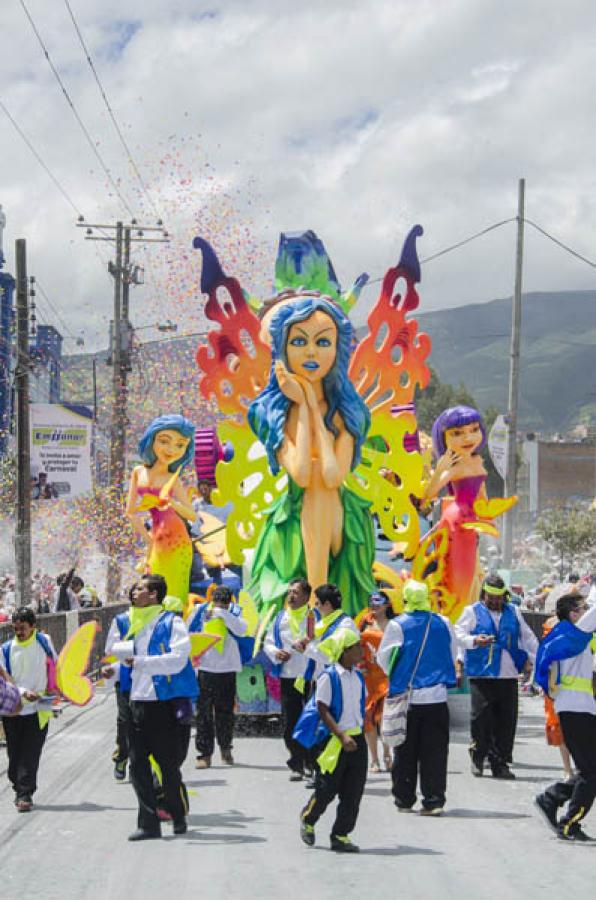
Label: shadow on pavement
xmin=184 ymin=779 xmax=227 ymax=788
xmin=447 ymin=808 xmax=530 ymax=819
xmin=34 ymin=802 xmax=132 ymax=813
xmin=186 ymin=811 xmax=263 ymax=829
xmin=173 ymin=831 xmax=266 ymax=844
xmin=359 ymin=845 xmax=444 ymax=857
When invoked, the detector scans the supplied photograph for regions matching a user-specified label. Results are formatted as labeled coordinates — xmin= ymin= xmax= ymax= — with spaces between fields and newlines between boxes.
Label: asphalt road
xmin=0 ymin=688 xmax=593 ymax=900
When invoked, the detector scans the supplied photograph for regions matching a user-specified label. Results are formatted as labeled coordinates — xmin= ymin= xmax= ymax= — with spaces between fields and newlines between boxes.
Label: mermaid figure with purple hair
xmin=421 ymin=406 xmax=516 ymax=620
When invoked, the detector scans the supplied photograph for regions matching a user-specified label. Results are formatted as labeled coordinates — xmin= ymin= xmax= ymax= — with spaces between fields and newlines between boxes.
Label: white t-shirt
xmin=315 ymin=664 xmax=364 ymax=731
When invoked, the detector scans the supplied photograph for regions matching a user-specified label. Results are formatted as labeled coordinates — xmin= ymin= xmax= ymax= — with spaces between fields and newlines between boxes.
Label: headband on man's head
xmin=483 ymin=583 xmax=507 ymax=597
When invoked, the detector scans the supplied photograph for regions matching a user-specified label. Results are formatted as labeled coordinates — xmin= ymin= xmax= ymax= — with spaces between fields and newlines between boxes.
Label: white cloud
xmin=0 ymin=0 xmax=595 ymax=351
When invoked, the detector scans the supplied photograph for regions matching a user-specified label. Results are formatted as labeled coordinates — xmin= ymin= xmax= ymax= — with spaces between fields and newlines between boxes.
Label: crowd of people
xmin=1 ymin=572 xmax=595 ymax=849
xmin=0 ymin=569 xmax=102 ymax=622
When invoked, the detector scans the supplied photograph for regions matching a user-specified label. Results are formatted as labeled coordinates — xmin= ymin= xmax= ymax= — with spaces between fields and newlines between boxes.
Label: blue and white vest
xmin=115 ymin=613 xmax=132 ymax=694
xmin=188 ymin=601 xmax=254 ymax=664
xmin=293 ymin=664 xmax=365 ymax=749
xmin=465 ymin=602 xmax=527 ymax=677
xmin=2 ymin=632 xmax=54 ymax=674
xmin=388 ymin=612 xmax=456 ymax=696
xmin=145 ymin=612 xmax=198 ymax=701
xmin=270 ymin=609 xmax=318 ymax=680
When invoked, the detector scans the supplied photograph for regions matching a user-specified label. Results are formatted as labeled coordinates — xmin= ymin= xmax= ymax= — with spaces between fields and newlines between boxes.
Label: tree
xmin=535 ymin=504 xmax=596 ymax=578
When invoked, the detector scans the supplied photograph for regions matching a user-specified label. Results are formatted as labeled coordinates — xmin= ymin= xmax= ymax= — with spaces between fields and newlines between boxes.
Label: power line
xmin=524 ymin=218 xmax=596 ymax=269
xmin=0 ymin=98 xmax=82 ymax=217
xmin=34 ymin=280 xmax=76 ymax=339
xmin=63 ymin=0 xmax=163 ymax=223
xmin=364 ymin=217 xmax=517 ymax=286
xmin=20 ymin=0 xmax=136 ymax=219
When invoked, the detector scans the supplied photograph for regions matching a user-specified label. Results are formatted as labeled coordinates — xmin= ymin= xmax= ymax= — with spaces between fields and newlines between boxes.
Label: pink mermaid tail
xmin=138 ymin=487 xmax=192 ymax=604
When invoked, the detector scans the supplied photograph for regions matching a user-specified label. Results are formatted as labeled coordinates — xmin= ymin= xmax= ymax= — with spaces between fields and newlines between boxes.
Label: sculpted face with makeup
xmin=285 ymin=310 xmax=338 ymax=383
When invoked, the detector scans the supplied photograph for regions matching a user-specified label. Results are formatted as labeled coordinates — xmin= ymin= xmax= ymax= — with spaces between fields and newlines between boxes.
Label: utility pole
xmin=14 ymin=238 xmax=31 ymax=607
xmin=502 ymin=178 xmax=525 ymax=569
xmin=77 ymin=218 xmax=168 ymax=600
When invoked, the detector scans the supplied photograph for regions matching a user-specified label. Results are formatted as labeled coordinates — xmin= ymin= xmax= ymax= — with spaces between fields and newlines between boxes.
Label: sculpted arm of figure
xmin=168 ymin=479 xmax=198 ymax=523
xmin=307 ymin=396 xmax=353 ymax=489
xmin=276 ymin=363 xmax=312 ymax=487
xmin=125 ymin=468 xmax=152 ymax=545
xmin=422 ymin=452 xmax=458 ymax=502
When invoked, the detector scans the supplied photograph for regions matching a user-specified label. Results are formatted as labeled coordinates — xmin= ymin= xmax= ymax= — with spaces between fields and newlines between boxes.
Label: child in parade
xmin=297 ymin=630 xmax=367 ymax=853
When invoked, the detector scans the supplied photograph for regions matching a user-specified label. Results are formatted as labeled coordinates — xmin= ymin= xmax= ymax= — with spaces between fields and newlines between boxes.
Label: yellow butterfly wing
xmin=56 ymin=621 xmax=99 ymax=706
xmin=189 ymin=632 xmax=222 ymax=666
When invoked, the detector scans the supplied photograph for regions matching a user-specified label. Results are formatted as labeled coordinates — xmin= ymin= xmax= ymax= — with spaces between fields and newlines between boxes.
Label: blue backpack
xmin=292 ymin=665 xmax=365 ymax=749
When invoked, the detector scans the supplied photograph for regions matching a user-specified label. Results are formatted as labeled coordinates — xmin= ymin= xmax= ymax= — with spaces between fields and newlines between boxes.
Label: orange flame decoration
xmin=349 ymin=261 xmax=431 ymax=415
xmin=195 ymin=272 xmax=270 ymax=415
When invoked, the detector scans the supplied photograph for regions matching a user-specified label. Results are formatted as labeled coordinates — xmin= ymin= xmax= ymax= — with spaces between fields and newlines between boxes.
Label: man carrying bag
xmin=378 ymin=580 xmax=458 ymax=816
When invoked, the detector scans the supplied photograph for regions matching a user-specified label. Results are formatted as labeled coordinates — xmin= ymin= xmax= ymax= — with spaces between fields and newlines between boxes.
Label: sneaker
xmin=300 ymin=820 xmax=315 ymax=847
xmin=195 ymin=756 xmax=212 ymax=769
xmin=221 ymin=749 xmax=234 ymax=765
xmin=15 ymin=797 xmax=32 ymax=813
xmin=492 ymin=765 xmax=515 ymax=780
xmin=304 ymin=777 xmax=316 ymax=790
xmin=173 ymin=819 xmax=187 ymax=835
xmin=289 ymin=772 xmax=304 ymax=782
xmin=395 ymin=804 xmax=415 ymax=813
xmin=557 ymin=825 xmax=596 ymax=843
xmin=534 ymin=794 xmax=558 ymax=834
xmin=420 ymin=807 xmax=444 ymax=817
xmin=330 ymin=834 xmax=360 ymax=853
xmin=114 ymin=760 xmax=127 ymax=782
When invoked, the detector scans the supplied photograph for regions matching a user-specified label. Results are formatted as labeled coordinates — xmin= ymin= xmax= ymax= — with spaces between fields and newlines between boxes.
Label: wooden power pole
xmin=502 ymin=178 xmax=525 ymax=569
xmin=14 ymin=238 xmax=31 ymax=607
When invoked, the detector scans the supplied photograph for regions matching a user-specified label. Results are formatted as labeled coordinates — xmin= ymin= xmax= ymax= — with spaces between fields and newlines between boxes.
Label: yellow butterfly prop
xmin=189 ymin=632 xmax=222 ymax=667
xmin=56 ymin=620 xmax=99 ymax=706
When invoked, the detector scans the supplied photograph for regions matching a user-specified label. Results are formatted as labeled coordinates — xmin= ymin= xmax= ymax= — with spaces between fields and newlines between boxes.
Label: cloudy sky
xmin=1 ymin=0 xmax=595 ymax=351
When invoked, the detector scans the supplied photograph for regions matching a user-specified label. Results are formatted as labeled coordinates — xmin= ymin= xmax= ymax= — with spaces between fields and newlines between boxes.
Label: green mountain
xmin=415 ymin=291 xmax=596 ymax=432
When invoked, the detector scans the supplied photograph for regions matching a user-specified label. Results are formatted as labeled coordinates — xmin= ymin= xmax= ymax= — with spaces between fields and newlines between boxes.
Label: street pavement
xmin=0 ymin=688 xmax=593 ymax=900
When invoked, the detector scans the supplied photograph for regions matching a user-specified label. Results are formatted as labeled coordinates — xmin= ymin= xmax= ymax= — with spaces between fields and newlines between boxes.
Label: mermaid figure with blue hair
xmin=126 ymin=414 xmax=196 ymax=604
xmin=247 ymin=292 xmax=376 ymax=613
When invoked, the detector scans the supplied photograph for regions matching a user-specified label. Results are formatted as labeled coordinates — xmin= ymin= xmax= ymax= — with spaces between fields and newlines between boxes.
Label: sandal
xmin=370 ymin=761 xmax=381 ymax=773
xmin=383 ymin=751 xmax=392 ymax=771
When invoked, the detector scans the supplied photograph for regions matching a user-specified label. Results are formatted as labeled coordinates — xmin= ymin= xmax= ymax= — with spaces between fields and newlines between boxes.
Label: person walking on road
xmin=378 ymin=580 xmax=458 ymax=815
xmin=455 ymin=574 xmax=538 ymax=780
xmin=534 ymin=594 xmax=596 ymax=843
xmin=111 ymin=574 xmax=197 ymax=841
xmin=297 ymin=630 xmax=367 ymax=853
xmin=189 ymin=585 xmax=247 ymax=768
xmin=1 ymin=607 xmax=57 ymax=812
xmin=264 ymin=578 xmax=316 ymax=781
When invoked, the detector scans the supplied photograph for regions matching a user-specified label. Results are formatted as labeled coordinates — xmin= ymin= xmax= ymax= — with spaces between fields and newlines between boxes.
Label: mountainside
xmin=415 ymin=291 xmax=596 ymax=432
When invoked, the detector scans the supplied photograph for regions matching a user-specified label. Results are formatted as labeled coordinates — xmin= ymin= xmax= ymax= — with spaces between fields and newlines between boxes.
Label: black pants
xmin=301 ymin=733 xmax=367 ymax=837
xmin=112 ymin=685 xmax=131 ymax=764
xmin=392 ymin=702 xmax=449 ymax=810
xmin=2 ymin=714 xmax=48 ymax=800
xmin=543 ymin=712 xmax=596 ymax=832
xmin=195 ymin=671 xmax=236 ymax=758
xmin=280 ymin=677 xmax=311 ymax=773
xmin=469 ymin=678 xmax=518 ymax=769
xmin=129 ymin=701 xmax=187 ymax=831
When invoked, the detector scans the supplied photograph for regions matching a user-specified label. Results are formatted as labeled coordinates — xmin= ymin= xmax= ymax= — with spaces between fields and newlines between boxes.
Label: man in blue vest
xmin=111 ymin=574 xmax=198 ymax=841
xmin=534 ymin=594 xmax=596 ymax=842
xmin=1 ymin=607 xmax=57 ymax=812
xmin=378 ymin=579 xmax=458 ymax=815
xmin=456 ymin=574 xmax=538 ymax=780
xmin=264 ymin=578 xmax=314 ymax=781
xmin=103 ymin=583 xmax=136 ymax=782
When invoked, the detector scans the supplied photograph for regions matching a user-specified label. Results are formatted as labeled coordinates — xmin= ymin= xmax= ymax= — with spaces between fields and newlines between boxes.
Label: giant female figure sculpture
xmin=248 ymin=294 xmax=374 ymax=611
xmin=126 ymin=414 xmax=196 ymax=604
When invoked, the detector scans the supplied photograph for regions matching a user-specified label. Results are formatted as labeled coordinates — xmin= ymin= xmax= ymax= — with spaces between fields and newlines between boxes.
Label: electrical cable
xmin=20 ymin=0 xmax=136 ymax=219
xmin=63 ymin=0 xmax=162 ymax=222
xmin=524 ymin=218 xmax=596 ymax=269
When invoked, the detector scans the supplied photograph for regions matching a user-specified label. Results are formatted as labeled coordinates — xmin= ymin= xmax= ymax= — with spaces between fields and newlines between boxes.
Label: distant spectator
xmin=51 ymin=568 xmax=79 ymax=612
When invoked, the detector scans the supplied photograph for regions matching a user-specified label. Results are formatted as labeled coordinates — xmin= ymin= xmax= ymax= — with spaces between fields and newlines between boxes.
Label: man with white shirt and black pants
xmin=264 ymin=578 xmax=314 ymax=781
xmin=112 ymin=574 xmax=198 ymax=841
xmin=456 ymin=574 xmax=538 ymax=780
xmin=189 ymin=585 xmax=247 ymax=768
xmin=534 ymin=594 xmax=596 ymax=842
